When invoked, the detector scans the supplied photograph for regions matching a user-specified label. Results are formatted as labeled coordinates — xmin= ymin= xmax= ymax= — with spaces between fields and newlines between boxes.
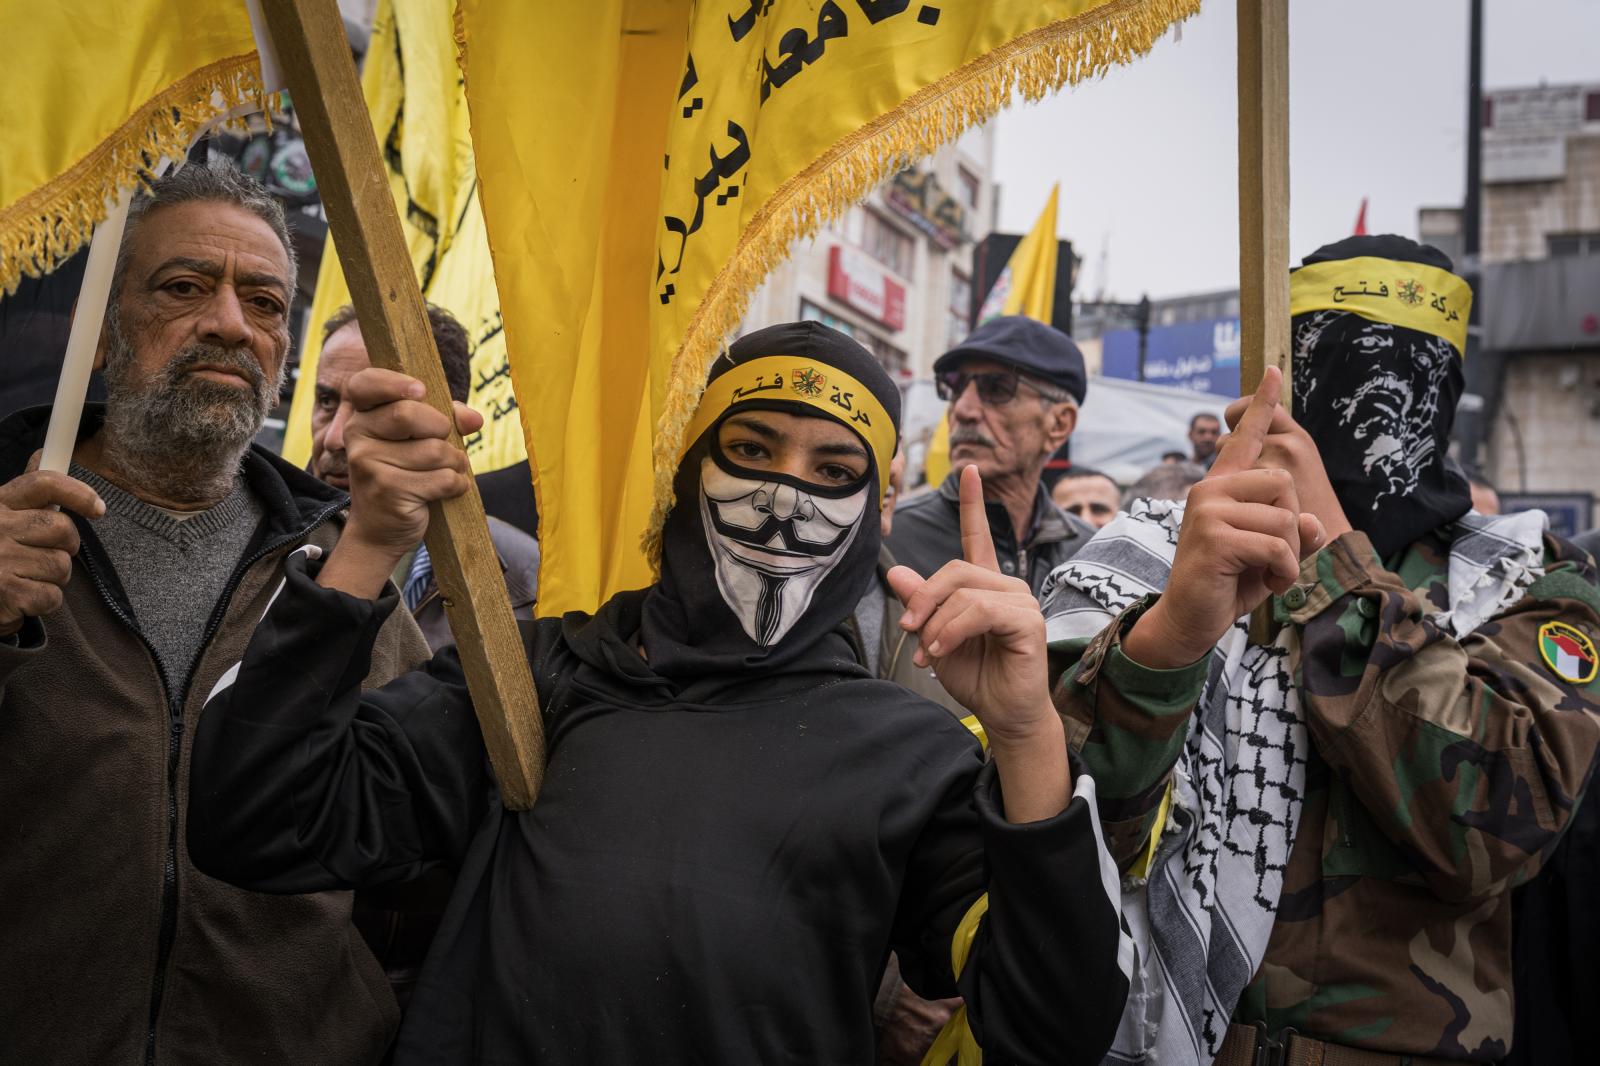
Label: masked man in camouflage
xmin=1041 ymin=237 xmax=1600 ymax=1065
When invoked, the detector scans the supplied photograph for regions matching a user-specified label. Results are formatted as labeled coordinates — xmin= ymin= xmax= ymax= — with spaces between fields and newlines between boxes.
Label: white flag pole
xmin=245 ymin=0 xmax=286 ymax=96
xmin=38 ymin=190 xmax=134 ymax=473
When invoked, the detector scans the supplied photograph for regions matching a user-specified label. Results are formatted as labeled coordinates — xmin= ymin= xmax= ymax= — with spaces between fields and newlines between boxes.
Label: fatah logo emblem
xmin=1538 ymin=621 xmax=1598 ymax=684
xmin=1396 ymin=278 xmax=1425 ymax=307
xmin=792 ymin=367 xmax=826 ymax=397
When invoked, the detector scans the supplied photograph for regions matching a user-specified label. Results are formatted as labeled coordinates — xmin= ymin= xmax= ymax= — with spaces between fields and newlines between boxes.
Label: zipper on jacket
xmin=75 ymin=550 xmax=183 ymax=1066
xmin=77 ymin=501 xmax=342 ymax=1066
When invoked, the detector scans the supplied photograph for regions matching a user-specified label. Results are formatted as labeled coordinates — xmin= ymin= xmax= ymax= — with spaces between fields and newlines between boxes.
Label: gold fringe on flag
xmin=643 ymin=0 xmax=1201 ymax=560
xmin=0 ymin=54 xmax=268 ymax=295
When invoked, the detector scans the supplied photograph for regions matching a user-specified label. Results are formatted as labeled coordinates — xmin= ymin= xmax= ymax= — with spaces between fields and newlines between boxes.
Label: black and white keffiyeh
xmin=1039 ymin=500 xmax=1546 ymax=1066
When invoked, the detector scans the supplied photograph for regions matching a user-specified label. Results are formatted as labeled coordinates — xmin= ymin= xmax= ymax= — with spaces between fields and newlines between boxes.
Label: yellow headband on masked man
xmin=1289 ymin=256 xmax=1473 ymax=357
xmin=679 ymin=355 xmax=898 ymax=503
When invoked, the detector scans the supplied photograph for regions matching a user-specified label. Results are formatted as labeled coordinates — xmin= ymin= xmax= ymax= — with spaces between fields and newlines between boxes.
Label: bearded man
xmin=1042 ymin=236 xmax=1600 ymax=1066
xmin=0 ymin=162 xmax=428 ymax=1066
xmin=187 ymin=321 xmax=1131 ymax=1065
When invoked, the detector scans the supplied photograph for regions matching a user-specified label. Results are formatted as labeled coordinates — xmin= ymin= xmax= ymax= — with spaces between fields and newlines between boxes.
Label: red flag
xmin=1353 ymin=197 xmax=1369 ymax=236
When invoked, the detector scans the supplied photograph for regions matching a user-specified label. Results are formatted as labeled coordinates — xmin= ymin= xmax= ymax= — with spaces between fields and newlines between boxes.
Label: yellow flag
xmin=977 ymin=182 xmax=1061 ymax=324
xmin=923 ymin=415 xmax=953 ymax=494
xmin=0 ymin=1 xmax=266 ymax=294
xmin=458 ymin=0 xmax=1197 ymax=617
xmin=282 ymin=0 xmax=526 ymax=476
xmin=927 ymin=183 xmax=1062 ymax=487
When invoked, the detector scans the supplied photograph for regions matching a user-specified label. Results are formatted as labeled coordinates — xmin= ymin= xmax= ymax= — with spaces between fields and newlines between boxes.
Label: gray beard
xmin=100 ymin=308 xmax=285 ymax=504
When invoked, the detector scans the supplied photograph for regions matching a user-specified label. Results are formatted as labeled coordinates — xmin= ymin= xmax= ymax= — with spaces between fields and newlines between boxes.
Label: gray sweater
xmin=73 ymin=464 xmax=263 ymax=688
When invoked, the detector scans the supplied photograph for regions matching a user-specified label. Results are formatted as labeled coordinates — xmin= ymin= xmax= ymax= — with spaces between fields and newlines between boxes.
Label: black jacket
xmin=0 ymin=405 xmax=429 ymax=1066
xmin=188 ymin=554 xmax=1131 ymax=1065
xmin=887 ymin=472 xmax=1095 ymax=599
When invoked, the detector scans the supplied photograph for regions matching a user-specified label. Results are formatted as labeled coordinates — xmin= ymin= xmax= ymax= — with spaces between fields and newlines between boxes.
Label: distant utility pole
xmin=1463 ymin=0 xmax=1482 ymax=264
xmin=1458 ymin=0 xmax=1487 ymax=468
xmin=1135 ymin=294 xmax=1152 ymax=382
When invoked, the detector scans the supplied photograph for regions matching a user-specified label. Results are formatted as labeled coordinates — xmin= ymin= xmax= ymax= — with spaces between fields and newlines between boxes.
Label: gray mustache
xmin=949 ymin=428 xmax=995 ymax=449
xmin=169 ymin=344 xmax=267 ymax=389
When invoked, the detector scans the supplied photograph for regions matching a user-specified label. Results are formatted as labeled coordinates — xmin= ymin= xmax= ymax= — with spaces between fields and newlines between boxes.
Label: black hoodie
xmin=188 ymin=326 xmax=1130 ymax=1065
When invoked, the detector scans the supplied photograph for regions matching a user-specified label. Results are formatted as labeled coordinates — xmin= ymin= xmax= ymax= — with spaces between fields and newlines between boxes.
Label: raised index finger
xmin=1209 ymin=365 xmax=1282 ymax=477
xmin=343 ymin=367 xmax=428 ymax=412
xmin=958 ymin=464 xmax=1000 ymax=572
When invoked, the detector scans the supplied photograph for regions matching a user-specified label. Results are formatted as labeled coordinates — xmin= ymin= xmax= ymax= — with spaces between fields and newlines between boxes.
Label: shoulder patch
xmin=1538 ymin=620 xmax=1599 ymax=684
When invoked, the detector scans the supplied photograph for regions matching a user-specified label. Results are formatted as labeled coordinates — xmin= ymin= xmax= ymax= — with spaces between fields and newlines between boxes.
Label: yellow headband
xmin=1289 ymin=256 xmax=1473 ymax=357
xmin=679 ymin=355 xmax=898 ymax=502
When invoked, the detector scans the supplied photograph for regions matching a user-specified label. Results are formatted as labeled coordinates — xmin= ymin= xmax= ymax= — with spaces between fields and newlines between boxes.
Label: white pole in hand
xmin=40 ymin=189 xmax=133 ymax=474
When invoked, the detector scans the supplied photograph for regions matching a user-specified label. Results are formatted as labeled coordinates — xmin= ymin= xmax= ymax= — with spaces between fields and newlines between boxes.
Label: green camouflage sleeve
xmin=1052 ymin=597 xmax=1210 ymax=869
xmin=1289 ymin=530 xmax=1600 ymax=901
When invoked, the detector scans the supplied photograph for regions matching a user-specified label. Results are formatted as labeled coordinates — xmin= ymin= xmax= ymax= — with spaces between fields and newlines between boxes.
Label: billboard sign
xmin=1101 ymin=316 xmax=1241 ymax=397
xmin=828 ymin=245 xmax=907 ymax=331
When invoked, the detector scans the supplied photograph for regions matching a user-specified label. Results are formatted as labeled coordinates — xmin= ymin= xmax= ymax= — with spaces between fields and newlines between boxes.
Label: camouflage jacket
xmin=1052 ymin=527 xmax=1600 ymax=1062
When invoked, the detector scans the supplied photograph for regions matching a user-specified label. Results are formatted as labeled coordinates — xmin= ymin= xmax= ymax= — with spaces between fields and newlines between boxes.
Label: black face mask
xmin=1291 ymin=310 xmax=1471 ymax=558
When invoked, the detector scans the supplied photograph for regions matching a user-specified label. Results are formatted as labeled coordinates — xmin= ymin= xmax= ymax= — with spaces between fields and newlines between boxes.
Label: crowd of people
xmin=2 ymin=161 xmax=1598 ymax=1066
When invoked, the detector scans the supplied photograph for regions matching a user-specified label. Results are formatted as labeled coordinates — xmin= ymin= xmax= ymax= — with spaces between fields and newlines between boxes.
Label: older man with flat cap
xmin=889 ymin=315 xmax=1093 ymax=598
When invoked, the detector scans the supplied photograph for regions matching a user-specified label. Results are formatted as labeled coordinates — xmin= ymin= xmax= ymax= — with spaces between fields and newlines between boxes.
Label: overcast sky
xmin=990 ymin=0 xmax=1600 ymax=301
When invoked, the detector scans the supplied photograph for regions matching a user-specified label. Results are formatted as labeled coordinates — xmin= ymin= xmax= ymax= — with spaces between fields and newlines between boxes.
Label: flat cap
xmin=933 ymin=315 xmax=1087 ymax=404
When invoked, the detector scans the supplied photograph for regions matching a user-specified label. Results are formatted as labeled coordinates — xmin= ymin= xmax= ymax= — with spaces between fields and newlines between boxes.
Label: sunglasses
xmin=935 ymin=368 xmax=1062 ymax=405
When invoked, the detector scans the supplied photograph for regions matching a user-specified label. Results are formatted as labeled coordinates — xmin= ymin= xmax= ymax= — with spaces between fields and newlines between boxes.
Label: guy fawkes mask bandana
xmin=698 ymin=448 xmax=871 ymax=646
xmin=1289 ymin=235 xmax=1474 ymax=559
xmin=640 ymin=321 xmax=901 ymax=678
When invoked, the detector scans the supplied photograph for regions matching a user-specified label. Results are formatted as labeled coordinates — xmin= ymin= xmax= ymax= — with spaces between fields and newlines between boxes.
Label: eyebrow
xmin=724 ymin=414 xmax=869 ymax=461
xmin=147 ymin=256 xmax=290 ymax=298
xmin=814 ymin=440 xmax=869 ymax=461
xmin=725 ymin=414 xmax=779 ymax=440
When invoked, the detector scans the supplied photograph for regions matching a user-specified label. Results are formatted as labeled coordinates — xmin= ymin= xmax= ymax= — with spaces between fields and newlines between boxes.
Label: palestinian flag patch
xmin=1538 ymin=621 xmax=1598 ymax=684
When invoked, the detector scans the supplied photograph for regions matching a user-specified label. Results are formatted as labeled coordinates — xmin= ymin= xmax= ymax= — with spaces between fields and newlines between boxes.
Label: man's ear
xmin=1042 ymin=401 xmax=1077 ymax=454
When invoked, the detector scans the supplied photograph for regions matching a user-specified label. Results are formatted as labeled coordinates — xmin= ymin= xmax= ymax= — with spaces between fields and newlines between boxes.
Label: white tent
xmin=1071 ymin=375 xmax=1232 ymax=483
xmin=900 ymin=374 xmax=1232 ymax=490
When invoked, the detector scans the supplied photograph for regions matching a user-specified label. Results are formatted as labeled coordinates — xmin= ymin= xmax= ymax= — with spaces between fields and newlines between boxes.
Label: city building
xmin=1443 ymin=82 xmax=1600 ymax=533
xmin=739 ymin=126 xmax=998 ymax=382
xmin=1480 ymin=83 xmax=1600 ymax=264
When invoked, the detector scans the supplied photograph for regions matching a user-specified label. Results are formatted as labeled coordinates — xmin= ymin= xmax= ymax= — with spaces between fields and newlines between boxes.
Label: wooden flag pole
xmin=1237 ymin=0 xmax=1291 ymax=643
xmin=260 ymin=0 xmax=545 ymax=809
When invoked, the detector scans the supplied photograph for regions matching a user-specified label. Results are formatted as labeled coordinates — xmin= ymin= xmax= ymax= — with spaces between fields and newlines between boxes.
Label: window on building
xmin=800 ymin=299 xmax=907 ymax=375
xmin=861 ymin=210 xmax=913 ymax=276
xmin=956 ymin=167 xmax=981 ymax=212
xmin=1547 ymin=231 xmax=1600 ymax=258
xmin=948 ymin=270 xmax=972 ymax=348
xmin=1587 ymin=91 xmax=1600 ymax=123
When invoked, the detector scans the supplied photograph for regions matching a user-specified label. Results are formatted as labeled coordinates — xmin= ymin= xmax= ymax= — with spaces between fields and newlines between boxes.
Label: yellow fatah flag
xmin=976 ymin=182 xmax=1060 ymax=324
xmin=282 ymin=0 xmax=526 ymax=476
xmin=0 ymin=2 xmax=267 ymax=294
xmin=927 ymin=182 xmax=1062 ymax=487
xmin=458 ymin=0 xmax=1198 ymax=617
